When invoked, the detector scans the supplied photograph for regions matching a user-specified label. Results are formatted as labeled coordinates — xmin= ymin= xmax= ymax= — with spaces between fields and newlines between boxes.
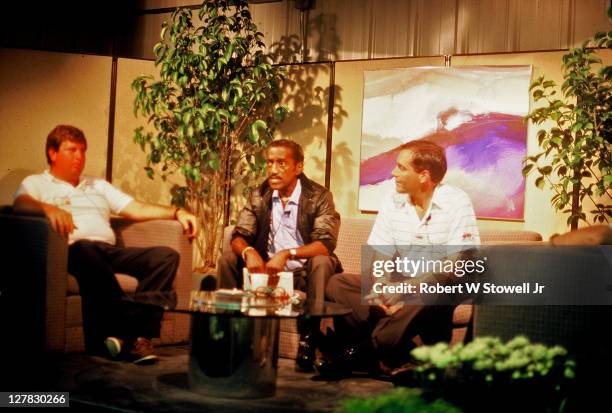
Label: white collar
xmin=272 ymin=179 xmax=302 ymax=205
xmin=393 ymin=183 xmax=445 ymax=211
xmin=43 ymin=170 xmax=86 ymax=188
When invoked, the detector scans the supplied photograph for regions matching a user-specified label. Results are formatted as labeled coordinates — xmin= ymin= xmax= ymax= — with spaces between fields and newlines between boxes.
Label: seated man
xmin=321 ymin=140 xmax=480 ymax=377
xmin=13 ymin=125 xmax=198 ymax=364
xmin=217 ymin=139 xmax=343 ymax=371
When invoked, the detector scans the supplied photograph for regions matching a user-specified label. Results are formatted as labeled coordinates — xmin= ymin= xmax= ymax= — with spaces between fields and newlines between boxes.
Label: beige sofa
xmin=223 ymin=217 xmax=543 ymax=359
xmin=0 ymin=210 xmax=192 ymax=353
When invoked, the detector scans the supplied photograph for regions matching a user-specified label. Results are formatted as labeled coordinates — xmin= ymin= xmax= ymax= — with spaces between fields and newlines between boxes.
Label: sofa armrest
xmin=111 ymin=218 xmax=193 ymax=307
xmin=0 ymin=213 xmax=68 ymax=352
xmin=480 ymin=230 xmax=542 ymax=244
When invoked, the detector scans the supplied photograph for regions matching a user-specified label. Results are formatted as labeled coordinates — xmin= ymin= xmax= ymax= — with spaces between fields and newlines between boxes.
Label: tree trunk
xmin=571 ymin=166 xmax=580 ymax=230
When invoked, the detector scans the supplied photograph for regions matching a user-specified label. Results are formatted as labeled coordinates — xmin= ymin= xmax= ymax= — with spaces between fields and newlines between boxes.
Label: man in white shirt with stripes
xmin=319 ymin=140 xmax=479 ymax=377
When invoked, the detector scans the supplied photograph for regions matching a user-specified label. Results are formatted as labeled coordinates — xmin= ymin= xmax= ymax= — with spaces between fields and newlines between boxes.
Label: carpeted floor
xmin=12 ymin=345 xmax=393 ymax=412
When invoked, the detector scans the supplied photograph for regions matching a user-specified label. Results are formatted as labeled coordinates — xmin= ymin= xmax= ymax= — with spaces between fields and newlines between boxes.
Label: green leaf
xmin=535 ymin=176 xmax=545 ymax=190
xmin=145 ymin=166 xmax=154 ymax=179
xmin=196 ymin=117 xmax=205 ymax=130
xmin=539 ymin=166 xmax=552 ymax=175
xmin=248 ymin=119 xmax=268 ymax=143
xmin=571 ymin=122 xmax=583 ymax=133
xmin=208 ymin=158 xmax=220 ymax=171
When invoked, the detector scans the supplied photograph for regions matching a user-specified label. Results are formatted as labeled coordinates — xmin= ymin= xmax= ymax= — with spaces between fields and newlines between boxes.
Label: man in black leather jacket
xmin=218 ymin=139 xmax=342 ymax=371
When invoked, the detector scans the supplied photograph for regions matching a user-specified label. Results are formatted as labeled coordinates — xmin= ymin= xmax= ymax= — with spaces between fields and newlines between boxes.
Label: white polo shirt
xmin=14 ymin=171 xmax=133 ymax=245
xmin=368 ymin=183 xmax=480 ymax=247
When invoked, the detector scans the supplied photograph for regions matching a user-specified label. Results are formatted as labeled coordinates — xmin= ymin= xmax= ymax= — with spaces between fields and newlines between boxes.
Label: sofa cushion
xmin=335 ymin=218 xmax=376 ymax=274
xmin=67 ymin=273 xmax=138 ymax=295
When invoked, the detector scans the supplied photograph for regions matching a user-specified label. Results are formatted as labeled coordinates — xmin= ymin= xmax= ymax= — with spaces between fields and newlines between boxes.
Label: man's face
xmin=392 ymin=150 xmax=427 ymax=194
xmin=49 ymin=140 xmax=86 ymax=181
xmin=266 ymin=146 xmax=303 ymax=193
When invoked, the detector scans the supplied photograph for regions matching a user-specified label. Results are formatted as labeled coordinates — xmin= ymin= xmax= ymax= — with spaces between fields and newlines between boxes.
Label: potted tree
xmin=523 ymin=29 xmax=611 ymax=229
xmin=132 ymin=0 xmax=288 ymax=270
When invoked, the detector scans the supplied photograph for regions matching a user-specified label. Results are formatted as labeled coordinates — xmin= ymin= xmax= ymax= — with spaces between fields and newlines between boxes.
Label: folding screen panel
xmin=0 ymin=48 xmax=111 ymax=205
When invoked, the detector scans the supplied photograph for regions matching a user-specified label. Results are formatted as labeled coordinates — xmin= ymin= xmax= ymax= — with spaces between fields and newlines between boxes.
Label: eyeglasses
xmin=253 ymin=286 xmax=291 ymax=302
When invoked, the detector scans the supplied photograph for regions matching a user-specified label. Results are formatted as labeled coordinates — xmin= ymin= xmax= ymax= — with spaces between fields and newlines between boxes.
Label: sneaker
xmin=104 ymin=337 xmax=124 ymax=359
xmin=128 ymin=337 xmax=159 ymax=365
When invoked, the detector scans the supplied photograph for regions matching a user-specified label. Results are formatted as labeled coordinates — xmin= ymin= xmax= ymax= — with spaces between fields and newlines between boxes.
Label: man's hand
xmin=379 ymin=302 xmax=404 ymax=316
xmin=365 ymin=293 xmax=404 ymax=316
xmin=265 ymin=250 xmax=291 ymax=275
xmin=176 ymin=209 xmax=198 ymax=240
xmin=365 ymin=279 xmax=409 ymax=308
xmin=244 ymin=248 xmax=266 ymax=273
xmin=42 ymin=204 xmax=75 ymax=238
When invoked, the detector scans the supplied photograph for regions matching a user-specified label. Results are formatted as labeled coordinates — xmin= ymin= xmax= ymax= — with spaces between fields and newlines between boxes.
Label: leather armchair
xmin=0 ymin=208 xmax=192 ymax=353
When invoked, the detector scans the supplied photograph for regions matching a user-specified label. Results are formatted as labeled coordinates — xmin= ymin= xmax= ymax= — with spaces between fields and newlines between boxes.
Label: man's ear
xmin=419 ymin=169 xmax=431 ymax=183
xmin=48 ymin=148 xmax=57 ymax=165
xmin=296 ymin=161 xmax=304 ymax=175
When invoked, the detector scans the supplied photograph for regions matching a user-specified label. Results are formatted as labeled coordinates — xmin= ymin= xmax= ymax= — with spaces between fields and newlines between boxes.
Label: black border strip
xmin=324 ymin=61 xmax=335 ymax=189
xmin=106 ymin=56 xmax=118 ymax=182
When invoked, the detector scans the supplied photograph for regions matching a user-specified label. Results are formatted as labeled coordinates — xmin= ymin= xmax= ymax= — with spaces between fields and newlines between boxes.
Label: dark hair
xmin=46 ymin=125 xmax=87 ymax=165
xmin=400 ymin=140 xmax=447 ymax=183
xmin=266 ymin=139 xmax=304 ymax=163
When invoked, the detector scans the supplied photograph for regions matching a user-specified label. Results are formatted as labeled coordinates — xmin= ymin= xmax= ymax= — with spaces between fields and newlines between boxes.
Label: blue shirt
xmin=268 ymin=179 xmax=305 ymax=270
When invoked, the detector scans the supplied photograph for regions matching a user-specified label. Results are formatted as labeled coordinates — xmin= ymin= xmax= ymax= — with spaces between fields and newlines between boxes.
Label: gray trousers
xmin=325 ymin=272 xmax=454 ymax=366
xmin=217 ymin=251 xmax=338 ymax=302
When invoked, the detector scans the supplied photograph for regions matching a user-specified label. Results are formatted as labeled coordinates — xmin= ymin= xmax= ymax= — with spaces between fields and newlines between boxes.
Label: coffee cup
xmin=249 ymin=273 xmax=268 ymax=290
xmin=277 ymin=271 xmax=294 ymax=297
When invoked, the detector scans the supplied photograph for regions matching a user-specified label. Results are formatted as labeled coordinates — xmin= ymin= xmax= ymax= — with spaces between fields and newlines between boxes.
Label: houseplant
xmin=401 ymin=336 xmax=575 ymax=413
xmin=132 ymin=0 xmax=287 ymax=270
xmin=336 ymin=388 xmax=462 ymax=413
xmin=523 ymin=30 xmax=611 ymax=229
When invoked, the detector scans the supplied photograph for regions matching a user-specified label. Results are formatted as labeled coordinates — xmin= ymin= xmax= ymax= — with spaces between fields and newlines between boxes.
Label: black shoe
xmin=295 ymin=334 xmax=316 ymax=372
xmin=314 ymin=341 xmax=378 ymax=379
xmin=314 ymin=356 xmax=352 ymax=379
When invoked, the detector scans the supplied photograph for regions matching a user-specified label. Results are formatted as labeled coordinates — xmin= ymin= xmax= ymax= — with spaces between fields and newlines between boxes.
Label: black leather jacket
xmin=232 ymin=173 xmax=343 ymax=272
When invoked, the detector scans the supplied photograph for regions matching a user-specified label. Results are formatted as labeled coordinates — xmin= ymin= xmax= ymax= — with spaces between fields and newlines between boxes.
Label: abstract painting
xmin=359 ymin=66 xmax=532 ymax=220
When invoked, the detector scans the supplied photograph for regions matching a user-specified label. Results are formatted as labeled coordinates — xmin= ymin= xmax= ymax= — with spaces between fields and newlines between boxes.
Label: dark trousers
xmin=217 ymin=251 xmax=338 ymax=303
xmin=68 ymin=240 xmax=179 ymax=353
xmin=325 ymin=273 xmax=455 ymax=367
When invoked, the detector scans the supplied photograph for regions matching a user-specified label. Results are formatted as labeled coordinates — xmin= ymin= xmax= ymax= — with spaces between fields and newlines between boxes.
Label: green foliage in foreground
xmin=411 ymin=336 xmax=575 ymax=384
xmin=336 ymin=388 xmax=462 ymax=413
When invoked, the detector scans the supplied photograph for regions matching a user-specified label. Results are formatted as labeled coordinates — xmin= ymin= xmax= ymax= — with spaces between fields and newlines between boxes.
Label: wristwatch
xmin=289 ymin=248 xmax=297 ymax=259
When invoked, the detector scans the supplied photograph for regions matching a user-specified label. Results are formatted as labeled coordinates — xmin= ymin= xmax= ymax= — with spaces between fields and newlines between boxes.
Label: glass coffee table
xmin=149 ymin=290 xmax=351 ymax=399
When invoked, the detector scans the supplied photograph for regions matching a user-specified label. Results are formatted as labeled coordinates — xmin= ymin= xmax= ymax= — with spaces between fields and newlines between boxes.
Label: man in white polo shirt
xmin=13 ymin=125 xmax=198 ymax=364
xmin=319 ymin=140 xmax=479 ymax=377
